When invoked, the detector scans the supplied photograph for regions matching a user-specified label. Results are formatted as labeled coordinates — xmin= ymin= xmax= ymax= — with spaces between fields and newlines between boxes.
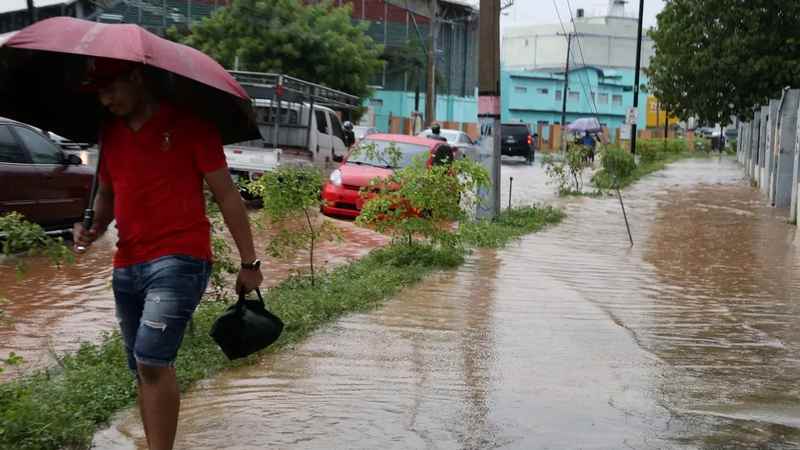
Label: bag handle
xmin=236 ymin=288 xmax=264 ymax=310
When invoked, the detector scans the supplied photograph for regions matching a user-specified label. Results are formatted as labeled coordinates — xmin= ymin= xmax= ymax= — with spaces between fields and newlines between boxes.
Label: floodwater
xmin=93 ymin=156 xmax=800 ymax=449
xmin=0 ymin=215 xmax=387 ymax=380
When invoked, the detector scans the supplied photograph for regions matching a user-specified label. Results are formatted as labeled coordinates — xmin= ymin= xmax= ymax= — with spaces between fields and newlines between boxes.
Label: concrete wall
xmin=740 ymin=89 xmax=800 ymax=223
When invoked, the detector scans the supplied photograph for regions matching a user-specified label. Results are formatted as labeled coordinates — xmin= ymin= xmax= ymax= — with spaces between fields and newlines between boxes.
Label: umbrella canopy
xmin=0 ymin=17 xmax=259 ymax=144
xmin=566 ymin=117 xmax=602 ymax=134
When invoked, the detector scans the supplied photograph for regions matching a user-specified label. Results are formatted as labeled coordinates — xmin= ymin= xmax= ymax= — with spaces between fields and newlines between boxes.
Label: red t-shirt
xmin=99 ymin=102 xmax=227 ymax=268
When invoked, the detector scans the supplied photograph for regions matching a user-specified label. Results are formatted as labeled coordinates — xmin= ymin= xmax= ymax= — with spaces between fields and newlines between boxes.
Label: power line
xmin=553 ymin=0 xmax=599 ymax=118
xmin=565 ymin=0 xmax=601 ymax=116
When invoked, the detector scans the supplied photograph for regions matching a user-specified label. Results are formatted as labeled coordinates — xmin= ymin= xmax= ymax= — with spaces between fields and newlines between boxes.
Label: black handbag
xmin=209 ymin=288 xmax=284 ymax=360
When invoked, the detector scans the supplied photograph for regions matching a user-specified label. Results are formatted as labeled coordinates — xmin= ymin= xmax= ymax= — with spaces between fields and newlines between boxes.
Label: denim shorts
xmin=112 ymin=254 xmax=211 ymax=373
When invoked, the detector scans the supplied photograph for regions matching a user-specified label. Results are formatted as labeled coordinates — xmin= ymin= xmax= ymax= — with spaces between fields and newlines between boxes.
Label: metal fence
xmin=736 ymin=88 xmax=800 ymax=225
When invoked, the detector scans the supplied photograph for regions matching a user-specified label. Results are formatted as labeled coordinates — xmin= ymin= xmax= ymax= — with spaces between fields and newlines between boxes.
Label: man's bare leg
xmin=137 ymin=364 xmax=179 ymax=450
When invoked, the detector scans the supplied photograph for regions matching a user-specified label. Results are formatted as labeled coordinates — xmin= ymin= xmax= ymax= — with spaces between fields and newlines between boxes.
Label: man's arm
xmin=204 ymin=167 xmax=263 ymax=293
xmin=73 ymin=182 xmax=114 ymax=249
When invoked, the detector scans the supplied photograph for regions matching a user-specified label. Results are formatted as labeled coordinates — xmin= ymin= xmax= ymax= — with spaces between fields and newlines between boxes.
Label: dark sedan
xmin=0 ymin=118 xmax=94 ymax=232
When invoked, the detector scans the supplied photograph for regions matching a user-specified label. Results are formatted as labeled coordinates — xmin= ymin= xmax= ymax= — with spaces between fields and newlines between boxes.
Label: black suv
xmin=501 ymin=123 xmax=534 ymax=164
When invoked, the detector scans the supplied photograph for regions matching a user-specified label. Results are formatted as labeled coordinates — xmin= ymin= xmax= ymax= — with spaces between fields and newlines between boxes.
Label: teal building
xmin=501 ymin=66 xmax=649 ymax=142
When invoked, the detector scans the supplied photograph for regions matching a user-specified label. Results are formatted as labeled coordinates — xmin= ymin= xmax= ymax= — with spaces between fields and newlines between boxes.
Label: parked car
xmin=321 ymin=134 xmax=456 ymax=218
xmin=0 ymin=118 xmax=94 ymax=233
xmin=501 ymin=123 xmax=535 ymax=164
xmin=417 ymin=128 xmax=480 ymax=161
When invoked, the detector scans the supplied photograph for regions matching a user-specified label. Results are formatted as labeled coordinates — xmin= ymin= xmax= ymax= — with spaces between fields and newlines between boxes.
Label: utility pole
xmin=26 ymin=0 xmax=36 ymax=24
xmin=559 ymin=32 xmax=572 ymax=152
xmin=477 ymin=0 xmax=501 ymax=218
xmin=630 ymin=0 xmax=645 ymax=154
xmin=425 ymin=0 xmax=438 ymax=126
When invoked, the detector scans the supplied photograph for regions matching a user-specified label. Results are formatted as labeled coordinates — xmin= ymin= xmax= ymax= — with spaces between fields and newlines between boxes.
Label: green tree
xmin=356 ymin=146 xmax=490 ymax=247
xmin=647 ymin=0 xmax=800 ymax=125
xmin=247 ymin=166 xmax=340 ymax=286
xmin=175 ymin=0 xmax=383 ymax=100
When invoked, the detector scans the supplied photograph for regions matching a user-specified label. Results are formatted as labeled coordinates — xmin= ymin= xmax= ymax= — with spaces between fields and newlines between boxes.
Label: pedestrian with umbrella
xmin=1 ymin=18 xmax=265 ymax=450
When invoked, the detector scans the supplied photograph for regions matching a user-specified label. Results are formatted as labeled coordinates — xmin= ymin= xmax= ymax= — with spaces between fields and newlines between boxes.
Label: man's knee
xmin=137 ymin=363 xmax=173 ymax=385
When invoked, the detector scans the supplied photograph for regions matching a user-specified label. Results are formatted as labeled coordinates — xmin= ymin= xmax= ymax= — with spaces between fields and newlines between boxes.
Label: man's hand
xmin=72 ymin=223 xmax=98 ymax=252
xmin=236 ymin=268 xmax=264 ymax=295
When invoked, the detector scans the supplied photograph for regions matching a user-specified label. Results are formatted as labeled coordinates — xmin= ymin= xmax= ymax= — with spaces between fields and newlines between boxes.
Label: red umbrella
xmin=0 ymin=16 xmax=259 ymax=145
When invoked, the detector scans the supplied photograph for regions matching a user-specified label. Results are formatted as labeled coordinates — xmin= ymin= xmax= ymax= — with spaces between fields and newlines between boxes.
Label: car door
xmin=314 ymin=109 xmax=333 ymax=159
xmin=11 ymin=125 xmax=91 ymax=228
xmin=328 ymin=113 xmax=347 ymax=160
xmin=0 ymin=124 xmax=42 ymax=223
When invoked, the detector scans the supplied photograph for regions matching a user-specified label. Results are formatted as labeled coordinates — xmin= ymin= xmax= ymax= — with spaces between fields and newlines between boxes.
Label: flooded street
xmin=92 ymin=156 xmax=800 ymax=449
xmin=0 ymin=215 xmax=387 ymax=380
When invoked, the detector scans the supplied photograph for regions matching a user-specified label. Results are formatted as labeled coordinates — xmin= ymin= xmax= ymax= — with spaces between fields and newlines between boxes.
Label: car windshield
xmin=348 ymin=139 xmax=431 ymax=169
xmin=419 ymin=129 xmax=460 ymax=144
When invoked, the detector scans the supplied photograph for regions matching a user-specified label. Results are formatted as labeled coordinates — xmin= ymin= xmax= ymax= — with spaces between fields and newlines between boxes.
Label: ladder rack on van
xmin=228 ymin=71 xmax=360 ymax=111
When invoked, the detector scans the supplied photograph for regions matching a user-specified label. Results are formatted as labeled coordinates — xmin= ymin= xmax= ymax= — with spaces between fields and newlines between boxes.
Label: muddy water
xmin=0 ymin=217 xmax=387 ymax=380
xmin=93 ymin=156 xmax=800 ymax=449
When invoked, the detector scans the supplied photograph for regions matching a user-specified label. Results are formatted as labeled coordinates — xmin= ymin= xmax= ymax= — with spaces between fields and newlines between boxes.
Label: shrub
xmin=356 ymin=148 xmax=490 ymax=248
xmin=542 ymin=143 xmax=593 ymax=195
xmin=248 ymin=166 xmax=341 ymax=286
xmin=602 ymin=147 xmax=636 ymax=181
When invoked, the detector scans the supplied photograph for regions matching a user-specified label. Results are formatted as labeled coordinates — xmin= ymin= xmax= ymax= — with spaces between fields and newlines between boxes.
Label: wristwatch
xmin=241 ymin=259 xmax=261 ymax=271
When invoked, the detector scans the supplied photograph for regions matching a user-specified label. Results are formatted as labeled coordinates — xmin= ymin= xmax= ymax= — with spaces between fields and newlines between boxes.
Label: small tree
xmin=542 ymin=143 xmax=593 ymax=195
xmin=205 ymin=198 xmax=239 ymax=300
xmin=356 ymin=147 xmax=490 ymax=247
xmin=248 ymin=165 xmax=340 ymax=285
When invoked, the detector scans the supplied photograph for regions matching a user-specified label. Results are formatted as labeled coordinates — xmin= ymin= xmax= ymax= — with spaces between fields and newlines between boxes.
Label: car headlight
xmin=330 ymin=169 xmax=343 ymax=187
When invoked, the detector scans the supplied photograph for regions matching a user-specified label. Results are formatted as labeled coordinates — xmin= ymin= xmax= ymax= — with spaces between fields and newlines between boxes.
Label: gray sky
xmin=501 ymin=0 xmax=665 ymax=30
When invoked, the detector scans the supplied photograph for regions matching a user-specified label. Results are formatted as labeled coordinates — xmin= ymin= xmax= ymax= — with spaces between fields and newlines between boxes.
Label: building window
xmin=555 ymin=90 xmax=562 ymax=101
xmin=568 ymin=91 xmax=580 ymax=102
xmin=514 ymin=86 xmax=528 ymax=94
xmin=369 ymin=98 xmax=384 ymax=108
xmin=598 ymin=93 xmax=609 ymax=104
xmin=537 ymin=120 xmax=549 ymax=126
xmin=612 ymin=94 xmax=623 ymax=106
xmin=537 ymin=88 xmax=549 ymax=95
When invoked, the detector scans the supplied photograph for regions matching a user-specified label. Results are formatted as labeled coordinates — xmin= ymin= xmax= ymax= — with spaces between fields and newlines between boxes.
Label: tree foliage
xmin=175 ymin=0 xmax=383 ymax=100
xmin=248 ymin=165 xmax=340 ymax=286
xmin=647 ymin=0 xmax=800 ymax=125
xmin=355 ymin=145 xmax=490 ymax=247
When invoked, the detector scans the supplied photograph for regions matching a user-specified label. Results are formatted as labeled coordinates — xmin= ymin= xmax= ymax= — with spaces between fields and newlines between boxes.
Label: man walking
xmin=73 ymin=58 xmax=263 ymax=450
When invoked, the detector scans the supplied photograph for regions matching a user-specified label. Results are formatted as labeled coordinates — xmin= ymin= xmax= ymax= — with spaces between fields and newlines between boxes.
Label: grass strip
xmin=593 ymin=151 xmax=713 ymax=190
xmin=0 ymin=206 xmax=563 ymax=450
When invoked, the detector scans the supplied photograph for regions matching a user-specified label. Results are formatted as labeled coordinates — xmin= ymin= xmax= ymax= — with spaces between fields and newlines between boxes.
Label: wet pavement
xmin=0 ymin=215 xmax=387 ymax=380
xmin=91 ymin=156 xmax=800 ymax=449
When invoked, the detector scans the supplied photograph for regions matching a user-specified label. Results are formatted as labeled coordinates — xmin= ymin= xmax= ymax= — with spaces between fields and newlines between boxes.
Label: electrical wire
xmin=552 ymin=0 xmax=600 ymax=120
xmin=565 ymin=0 xmax=602 ymax=116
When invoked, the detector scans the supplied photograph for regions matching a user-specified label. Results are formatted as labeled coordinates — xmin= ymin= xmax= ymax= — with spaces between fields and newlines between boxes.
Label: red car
xmin=321 ymin=134 xmax=457 ymax=218
xmin=0 ymin=118 xmax=94 ymax=233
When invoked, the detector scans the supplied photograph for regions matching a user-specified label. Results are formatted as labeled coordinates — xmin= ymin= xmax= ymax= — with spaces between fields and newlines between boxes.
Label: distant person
xmin=342 ymin=120 xmax=356 ymax=149
xmin=581 ymin=131 xmax=596 ymax=163
xmin=427 ymin=123 xmax=447 ymax=142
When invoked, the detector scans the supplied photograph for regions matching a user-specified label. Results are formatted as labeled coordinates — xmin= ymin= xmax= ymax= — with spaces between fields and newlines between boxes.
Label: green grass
xmin=0 ymin=205 xmax=563 ymax=450
xmin=592 ymin=151 xmax=712 ymax=190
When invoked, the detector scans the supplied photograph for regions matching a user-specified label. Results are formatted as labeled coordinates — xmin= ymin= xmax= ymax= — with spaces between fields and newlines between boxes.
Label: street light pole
xmin=559 ymin=32 xmax=572 ymax=152
xmin=477 ymin=0 xmax=501 ymax=218
xmin=630 ymin=0 xmax=645 ymax=154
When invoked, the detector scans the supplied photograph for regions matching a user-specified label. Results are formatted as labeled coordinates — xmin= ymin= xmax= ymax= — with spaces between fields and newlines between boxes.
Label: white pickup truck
xmin=223 ymin=72 xmax=360 ymax=193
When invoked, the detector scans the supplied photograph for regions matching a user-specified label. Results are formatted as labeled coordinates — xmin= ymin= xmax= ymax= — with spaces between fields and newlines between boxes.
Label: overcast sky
xmin=501 ymin=0 xmax=665 ymax=30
